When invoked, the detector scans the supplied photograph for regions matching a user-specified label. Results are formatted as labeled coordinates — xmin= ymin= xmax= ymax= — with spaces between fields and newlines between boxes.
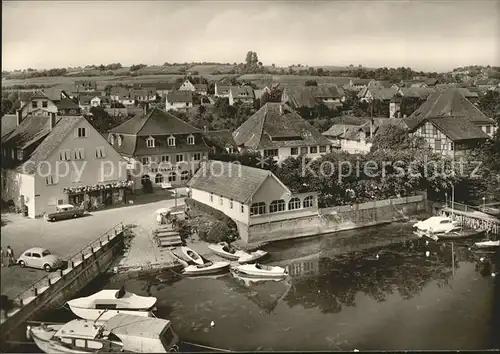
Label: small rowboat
xmin=208 ymin=243 xmax=268 ymax=264
xmin=181 ymin=246 xmax=204 ymax=265
xmin=473 ymin=240 xmax=500 ymax=249
xmin=66 ymin=289 xmax=156 ymax=321
xmin=183 ymin=261 xmax=230 ymax=276
xmin=233 ymin=263 xmax=287 ymax=279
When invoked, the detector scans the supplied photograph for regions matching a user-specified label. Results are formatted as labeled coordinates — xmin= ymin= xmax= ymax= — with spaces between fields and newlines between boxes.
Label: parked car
xmin=17 ymin=248 xmax=64 ymax=272
xmin=44 ymin=204 xmax=85 ymax=222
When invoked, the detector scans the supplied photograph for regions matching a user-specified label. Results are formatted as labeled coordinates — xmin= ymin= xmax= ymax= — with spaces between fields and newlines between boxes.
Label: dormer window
xmin=187 ymin=135 xmax=195 ymax=145
xmin=146 ymin=136 xmax=155 ymax=148
xmin=117 ymin=135 xmax=122 ymax=146
xmin=109 ymin=134 xmax=115 ymax=145
xmin=167 ymin=135 xmax=176 ymax=147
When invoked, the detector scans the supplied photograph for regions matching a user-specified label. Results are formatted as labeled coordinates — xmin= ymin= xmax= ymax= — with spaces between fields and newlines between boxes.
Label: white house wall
xmin=190 ymin=188 xmax=250 ymax=224
xmin=2 ymin=170 xmax=36 ymax=218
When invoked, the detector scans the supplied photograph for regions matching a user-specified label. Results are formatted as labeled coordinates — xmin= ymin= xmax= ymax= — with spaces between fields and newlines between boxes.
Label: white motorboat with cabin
xmin=413 ymin=216 xmax=459 ymax=234
xmin=171 ymin=252 xmax=230 ymax=276
xmin=27 ymin=314 xmax=179 ymax=353
xmin=208 ymin=242 xmax=268 ymax=264
xmin=233 ymin=263 xmax=288 ymax=279
xmin=180 ymin=246 xmax=204 ymax=265
xmin=66 ymin=288 xmax=157 ymax=321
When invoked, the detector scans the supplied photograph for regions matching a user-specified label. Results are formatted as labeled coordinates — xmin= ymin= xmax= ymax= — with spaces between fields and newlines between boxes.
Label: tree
xmin=478 ymin=91 xmax=500 ymax=121
xmin=370 ymin=124 xmax=426 ymax=152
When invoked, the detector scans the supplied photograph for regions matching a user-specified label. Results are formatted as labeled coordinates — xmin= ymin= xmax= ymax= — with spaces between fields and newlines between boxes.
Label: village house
xmin=187 ymin=160 xmax=319 ymax=238
xmin=405 ymin=88 xmax=497 ymax=138
xmin=131 ymin=89 xmax=157 ymax=102
xmin=56 ymin=98 xmax=81 ymax=116
xmin=153 ymin=83 xmax=175 ymax=97
xmin=110 ymin=87 xmax=130 ymax=101
xmin=17 ymin=91 xmax=60 ymax=119
xmin=367 ymin=80 xmax=393 ymax=89
xmin=75 ymin=80 xmax=97 ymax=92
xmin=107 ymin=106 xmax=210 ymax=190
xmin=347 ymin=79 xmax=374 ymax=91
xmin=232 ymin=102 xmax=333 ymax=161
xmin=253 ymin=86 xmax=272 ymax=101
xmin=397 ymin=87 xmax=435 ymax=100
xmin=281 ymin=85 xmax=345 ymax=111
xmin=194 ymin=84 xmax=208 ymax=96
xmin=228 ymin=86 xmax=255 ymax=106
xmin=165 ymin=91 xmax=194 ymax=111
xmin=357 ymin=87 xmax=398 ymax=102
xmin=475 ymin=79 xmax=498 ymax=91
xmin=1 ymin=112 xmax=128 ymax=218
xmin=178 ymin=79 xmax=196 ymax=92
xmin=215 ymin=82 xmax=230 ymax=98
xmin=322 ymin=117 xmax=405 ymax=154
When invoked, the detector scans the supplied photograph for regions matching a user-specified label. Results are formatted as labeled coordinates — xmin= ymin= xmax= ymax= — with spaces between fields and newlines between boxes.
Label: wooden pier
xmin=439 ymin=202 xmax=500 ymax=235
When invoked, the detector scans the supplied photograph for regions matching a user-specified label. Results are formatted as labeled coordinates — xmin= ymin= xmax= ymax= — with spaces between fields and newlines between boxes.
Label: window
xmin=87 ymin=341 xmax=103 ymax=350
xmin=142 ymin=156 xmax=150 ymax=165
xmin=45 ymin=176 xmax=56 ymax=185
xmin=32 ymin=253 xmax=41 ymax=258
xmin=291 ymin=147 xmax=299 ymax=155
xmin=168 ymin=172 xmax=176 ymax=182
xmin=161 ymin=155 xmax=170 ymax=163
xmin=486 ymin=125 xmax=492 ymax=134
xmin=210 ymin=193 xmax=214 ymax=202
xmin=219 ymin=196 xmax=223 ymax=205
xmin=146 ymin=137 xmax=155 ymax=148
xmin=73 ymin=148 xmax=85 ymax=160
xmin=32 ymin=101 xmax=38 ymax=108
xmin=192 ymin=153 xmax=201 ymax=161
xmin=264 ymin=149 xmax=278 ymax=157
xmin=95 ymin=147 xmax=106 ymax=159
xmin=61 ymin=338 xmax=73 ymax=345
xmin=187 ymin=135 xmax=195 ymax=145
xmin=42 ymin=101 xmax=48 ymax=108
xmin=181 ymin=171 xmax=189 ymax=181
xmin=241 ymin=204 xmax=244 ymax=213
xmin=17 ymin=149 xmax=24 ymax=160
xmin=59 ymin=149 xmax=71 ymax=160
xmin=250 ymin=202 xmax=266 ymax=215
xmin=450 ymin=142 xmax=454 ymax=151
xmin=432 ymin=126 xmax=438 ymax=136
xmin=303 ymin=195 xmax=314 ymax=208
xmin=155 ymin=173 xmax=163 ymax=184
xmin=109 ymin=134 xmax=115 ymax=145
xmin=24 ymin=252 xmax=32 ymax=257
xmin=229 ymin=199 xmax=233 ymax=209
xmin=319 ymin=145 xmax=327 ymax=153
xmin=74 ymin=339 xmax=86 ymax=348
xmin=300 ymin=147 xmax=308 ymax=154
xmin=310 ymin=146 xmax=318 ymax=154
xmin=269 ymin=199 xmax=285 ymax=213
xmin=117 ymin=135 xmax=122 ymax=146
xmin=77 ymin=127 xmax=87 ymax=138
xmin=42 ymin=250 xmax=50 ymax=257
xmin=167 ymin=136 xmax=176 ymax=146
xmin=288 ymin=197 xmax=301 ymax=210
xmin=434 ymin=139 xmax=441 ymax=151
xmin=176 ymin=154 xmax=184 ymax=163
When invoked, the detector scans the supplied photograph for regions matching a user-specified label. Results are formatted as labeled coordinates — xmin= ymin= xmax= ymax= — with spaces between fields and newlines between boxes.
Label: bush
xmin=201 ymin=220 xmax=236 ymax=243
xmin=185 ymin=198 xmax=236 ymax=228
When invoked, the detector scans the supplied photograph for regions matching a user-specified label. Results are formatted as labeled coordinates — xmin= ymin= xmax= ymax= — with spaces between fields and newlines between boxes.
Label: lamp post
xmin=482 ymin=196 xmax=486 ymax=212
xmin=445 ymin=192 xmax=448 ymax=208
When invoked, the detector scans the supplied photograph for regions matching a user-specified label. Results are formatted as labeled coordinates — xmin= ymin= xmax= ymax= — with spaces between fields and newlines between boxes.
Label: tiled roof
xmin=19 ymin=116 xmax=84 ymax=173
xmin=368 ymin=80 xmax=393 ymax=89
xmin=109 ymin=107 xmax=200 ymax=136
xmin=426 ymin=117 xmax=490 ymax=142
xmin=351 ymin=79 xmax=373 ymax=86
xmin=282 ymin=85 xmax=345 ymax=109
xmin=232 ymin=102 xmax=331 ymax=149
xmin=322 ymin=124 xmax=360 ymax=138
xmin=1 ymin=114 xmax=18 ymax=138
xmin=405 ymin=89 xmax=494 ymax=130
xmin=111 ymin=87 xmax=130 ymax=96
xmin=229 ymin=86 xmax=255 ymax=99
xmin=56 ymin=98 xmax=80 ymax=110
xmin=398 ymin=87 xmax=435 ymax=100
xmin=358 ymin=87 xmax=398 ymax=101
xmin=166 ymin=90 xmax=193 ymax=103
xmin=18 ymin=91 xmax=33 ymax=102
xmin=188 ymin=160 xmax=284 ymax=204
xmin=202 ymin=130 xmax=238 ymax=149
xmin=3 ymin=114 xmax=54 ymax=149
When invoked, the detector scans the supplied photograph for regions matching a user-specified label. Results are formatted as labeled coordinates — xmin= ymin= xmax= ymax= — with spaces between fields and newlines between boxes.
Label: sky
xmin=2 ymin=0 xmax=499 ymax=72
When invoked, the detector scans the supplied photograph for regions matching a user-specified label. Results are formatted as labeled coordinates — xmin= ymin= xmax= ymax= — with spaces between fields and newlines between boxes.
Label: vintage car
xmin=17 ymin=247 xmax=64 ymax=272
xmin=45 ymin=204 xmax=85 ymax=222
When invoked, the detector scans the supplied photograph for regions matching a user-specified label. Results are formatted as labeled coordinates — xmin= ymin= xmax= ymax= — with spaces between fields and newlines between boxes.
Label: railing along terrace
xmin=4 ymin=223 xmax=124 ymax=315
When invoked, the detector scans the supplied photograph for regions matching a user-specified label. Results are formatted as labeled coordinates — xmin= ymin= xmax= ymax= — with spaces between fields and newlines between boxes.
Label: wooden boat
xmin=208 ymin=243 xmax=268 ymax=264
xmin=66 ymin=289 xmax=156 ymax=321
xmin=180 ymin=246 xmax=204 ymax=265
xmin=27 ymin=314 xmax=179 ymax=353
xmin=208 ymin=243 xmax=244 ymax=261
xmin=473 ymin=240 xmax=500 ymax=249
xmin=233 ymin=263 xmax=287 ymax=278
xmin=182 ymin=261 xmax=230 ymax=276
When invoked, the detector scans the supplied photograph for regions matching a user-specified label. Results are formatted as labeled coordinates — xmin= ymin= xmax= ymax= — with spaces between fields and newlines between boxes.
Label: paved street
xmin=0 ymin=191 xmax=185 ymax=299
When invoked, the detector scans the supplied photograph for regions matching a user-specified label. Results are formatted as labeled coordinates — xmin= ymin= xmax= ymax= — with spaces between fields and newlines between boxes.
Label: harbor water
xmin=28 ymin=222 xmax=500 ymax=351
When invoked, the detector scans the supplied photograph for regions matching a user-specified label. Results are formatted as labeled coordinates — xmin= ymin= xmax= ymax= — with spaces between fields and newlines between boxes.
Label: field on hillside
xmin=189 ymin=64 xmax=235 ymax=74
xmin=238 ymin=74 xmax=353 ymax=87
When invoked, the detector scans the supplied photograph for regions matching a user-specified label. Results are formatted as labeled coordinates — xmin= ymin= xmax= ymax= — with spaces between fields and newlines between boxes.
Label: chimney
xmin=50 ymin=112 xmax=57 ymax=130
xmin=16 ymin=109 xmax=22 ymax=126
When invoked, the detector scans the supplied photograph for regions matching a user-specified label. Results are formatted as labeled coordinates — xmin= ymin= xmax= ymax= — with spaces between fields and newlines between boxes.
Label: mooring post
xmin=91 ymin=246 xmax=94 ymax=254
xmin=71 ymin=260 xmax=75 ymax=268
xmin=19 ymin=298 xmax=23 ymax=306
xmin=81 ymin=253 xmax=85 ymax=261
xmin=48 ymin=277 xmax=51 ymax=286
xmin=60 ymin=268 xmax=64 ymax=277
xmin=99 ymin=240 xmax=102 ymax=247
xmin=34 ymin=287 xmax=38 ymax=296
